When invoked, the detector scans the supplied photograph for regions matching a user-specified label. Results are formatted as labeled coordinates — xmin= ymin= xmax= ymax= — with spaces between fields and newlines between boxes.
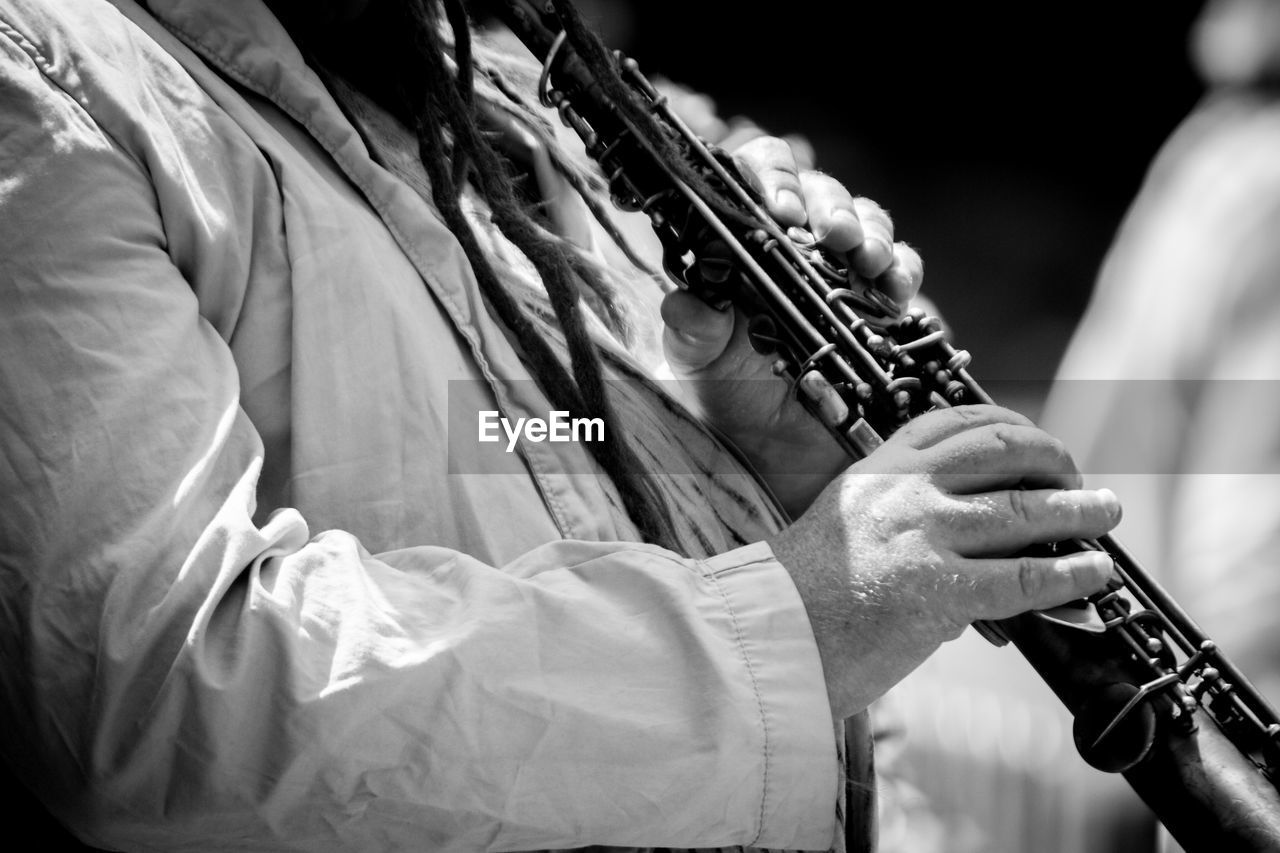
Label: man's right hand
xmin=768 ymin=404 xmax=1122 ymax=721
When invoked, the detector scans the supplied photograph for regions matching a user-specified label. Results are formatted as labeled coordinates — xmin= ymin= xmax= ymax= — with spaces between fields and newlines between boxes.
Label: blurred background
xmin=610 ymin=3 xmax=1211 ymax=852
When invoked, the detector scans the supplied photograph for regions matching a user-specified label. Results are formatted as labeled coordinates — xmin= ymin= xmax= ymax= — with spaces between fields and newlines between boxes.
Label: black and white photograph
xmin=2 ymin=1 xmax=1278 ymax=851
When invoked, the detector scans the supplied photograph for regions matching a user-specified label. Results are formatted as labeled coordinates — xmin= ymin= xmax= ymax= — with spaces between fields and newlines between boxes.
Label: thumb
xmin=660 ymin=289 xmax=736 ymax=374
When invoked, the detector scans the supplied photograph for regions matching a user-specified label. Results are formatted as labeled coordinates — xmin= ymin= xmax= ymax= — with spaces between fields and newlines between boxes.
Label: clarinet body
xmin=494 ymin=2 xmax=1280 ymax=848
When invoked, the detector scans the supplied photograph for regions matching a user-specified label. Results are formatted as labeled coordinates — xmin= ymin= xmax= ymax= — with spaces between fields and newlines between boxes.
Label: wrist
xmin=767 ymin=525 xmax=864 ymax=719
xmin=767 ymin=514 xmax=949 ymax=720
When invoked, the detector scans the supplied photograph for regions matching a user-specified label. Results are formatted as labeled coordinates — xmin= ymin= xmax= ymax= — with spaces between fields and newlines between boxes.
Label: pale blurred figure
xmin=1047 ymin=0 xmax=1280 ymax=702
xmin=1044 ymin=1 xmax=1280 ymax=847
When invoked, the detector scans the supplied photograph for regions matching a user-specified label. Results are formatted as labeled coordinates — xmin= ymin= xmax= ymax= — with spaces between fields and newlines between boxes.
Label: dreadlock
xmin=287 ymin=0 xmax=677 ymax=548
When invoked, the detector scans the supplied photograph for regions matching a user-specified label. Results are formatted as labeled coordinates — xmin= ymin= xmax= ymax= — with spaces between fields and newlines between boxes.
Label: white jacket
xmin=0 ymin=0 xmax=839 ymax=849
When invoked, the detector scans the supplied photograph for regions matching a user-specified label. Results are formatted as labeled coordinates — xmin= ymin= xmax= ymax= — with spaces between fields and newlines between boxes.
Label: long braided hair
xmin=278 ymin=0 xmax=684 ymax=547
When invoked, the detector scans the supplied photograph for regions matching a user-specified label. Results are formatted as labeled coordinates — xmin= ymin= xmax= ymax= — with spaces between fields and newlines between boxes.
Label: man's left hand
xmin=659 ymin=136 xmax=924 ymax=518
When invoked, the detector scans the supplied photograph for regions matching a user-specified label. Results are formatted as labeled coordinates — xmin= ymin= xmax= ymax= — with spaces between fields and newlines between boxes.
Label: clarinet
xmin=493 ymin=1 xmax=1280 ymax=848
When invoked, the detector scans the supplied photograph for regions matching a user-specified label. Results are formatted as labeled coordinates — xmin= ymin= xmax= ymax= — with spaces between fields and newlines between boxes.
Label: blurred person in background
xmin=1044 ymin=0 xmax=1280 ymax=846
xmin=1046 ymin=0 xmax=1280 ymax=702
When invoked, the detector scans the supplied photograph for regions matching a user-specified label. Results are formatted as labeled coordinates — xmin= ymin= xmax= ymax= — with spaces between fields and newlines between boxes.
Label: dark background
xmin=617 ymin=1 xmax=1208 ymax=389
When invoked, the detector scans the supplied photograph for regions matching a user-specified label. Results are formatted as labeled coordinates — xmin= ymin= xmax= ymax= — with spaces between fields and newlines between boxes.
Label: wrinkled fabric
xmin=0 ymin=0 xmax=840 ymax=850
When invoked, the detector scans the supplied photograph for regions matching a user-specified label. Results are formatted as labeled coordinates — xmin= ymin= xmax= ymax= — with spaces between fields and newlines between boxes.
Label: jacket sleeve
xmin=0 ymin=26 xmax=838 ymax=853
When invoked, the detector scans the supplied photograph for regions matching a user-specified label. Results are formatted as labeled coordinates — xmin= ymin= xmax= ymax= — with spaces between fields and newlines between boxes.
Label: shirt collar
xmin=138 ymin=0 xmax=363 ymax=162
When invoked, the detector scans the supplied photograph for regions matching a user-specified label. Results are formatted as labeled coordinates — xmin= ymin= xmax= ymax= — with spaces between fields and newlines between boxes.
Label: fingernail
xmin=1098 ymin=487 xmax=1122 ymax=521
xmin=1085 ymin=551 xmax=1117 ymax=582
xmin=854 ymin=238 xmax=892 ymax=277
xmin=866 ymin=237 xmax=891 ymax=262
xmin=774 ymin=189 xmax=805 ymax=222
xmin=1058 ymin=551 xmax=1111 ymax=578
xmin=813 ymin=209 xmax=862 ymax=248
xmin=881 ymin=261 xmax=915 ymax=303
xmin=833 ymin=208 xmax=860 ymax=228
xmin=1106 ymin=557 xmax=1124 ymax=589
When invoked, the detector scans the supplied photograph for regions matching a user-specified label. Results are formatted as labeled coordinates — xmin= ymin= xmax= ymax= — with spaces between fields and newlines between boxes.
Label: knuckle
xmin=985 ymin=423 xmax=1018 ymax=456
xmin=1006 ymin=487 xmax=1031 ymax=522
xmin=1016 ymin=555 xmax=1043 ymax=601
xmin=948 ymin=405 xmax=990 ymax=427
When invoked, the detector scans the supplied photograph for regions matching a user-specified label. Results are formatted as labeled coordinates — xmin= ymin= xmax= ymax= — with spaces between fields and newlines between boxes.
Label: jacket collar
xmin=138 ymin=0 xmax=365 ymax=164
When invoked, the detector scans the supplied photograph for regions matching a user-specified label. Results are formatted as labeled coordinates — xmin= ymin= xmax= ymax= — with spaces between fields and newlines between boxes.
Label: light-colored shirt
xmin=0 ymin=0 xmax=840 ymax=849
